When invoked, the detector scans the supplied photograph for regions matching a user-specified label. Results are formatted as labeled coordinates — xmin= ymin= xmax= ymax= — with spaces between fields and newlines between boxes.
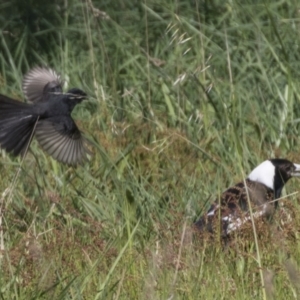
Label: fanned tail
xmin=0 ymin=94 xmax=37 ymax=156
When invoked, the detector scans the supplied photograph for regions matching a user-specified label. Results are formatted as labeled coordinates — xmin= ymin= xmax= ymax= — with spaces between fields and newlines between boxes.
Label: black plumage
xmin=195 ymin=159 xmax=300 ymax=237
xmin=0 ymin=67 xmax=90 ymax=165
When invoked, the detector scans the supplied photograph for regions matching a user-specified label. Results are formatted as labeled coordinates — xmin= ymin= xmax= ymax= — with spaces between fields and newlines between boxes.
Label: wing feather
xmin=36 ymin=118 xmax=89 ymax=165
xmin=22 ymin=67 xmax=63 ymax=103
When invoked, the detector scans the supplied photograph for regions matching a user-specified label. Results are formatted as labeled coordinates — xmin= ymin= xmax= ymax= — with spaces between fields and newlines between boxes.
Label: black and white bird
xmin=195 ymin=159 xmax=300 ymax=237
xmin=0 ymin=67 xmax=90 ymax=165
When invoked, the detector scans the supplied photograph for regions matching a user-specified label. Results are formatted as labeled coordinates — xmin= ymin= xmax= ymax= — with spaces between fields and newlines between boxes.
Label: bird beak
xmin=292 ymin=164 xmax=300 ymax=177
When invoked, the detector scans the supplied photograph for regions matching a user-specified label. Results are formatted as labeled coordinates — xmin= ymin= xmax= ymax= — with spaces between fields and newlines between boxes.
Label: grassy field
xmin=1 ymin=0 xmax=300 ymax=299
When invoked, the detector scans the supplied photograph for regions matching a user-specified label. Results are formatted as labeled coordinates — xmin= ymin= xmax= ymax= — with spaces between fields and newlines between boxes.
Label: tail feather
xmin=0 ymin=94 xmax=37 ymax=156
xmin=0 ymin=94 xmax=31 ymax=109
xmin=0 ymin=116 xmax=37 ymax=155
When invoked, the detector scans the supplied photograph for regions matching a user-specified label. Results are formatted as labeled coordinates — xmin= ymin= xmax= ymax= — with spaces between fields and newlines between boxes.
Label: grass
xmin=1 ymin=0 xmax=300 ymax=298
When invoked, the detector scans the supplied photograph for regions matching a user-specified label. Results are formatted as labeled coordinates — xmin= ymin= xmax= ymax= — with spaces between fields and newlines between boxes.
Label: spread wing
xmin=35 ymin=116 xmax=90 ymax=165
xmin=22 ymin=67 xmax=63 ymax=103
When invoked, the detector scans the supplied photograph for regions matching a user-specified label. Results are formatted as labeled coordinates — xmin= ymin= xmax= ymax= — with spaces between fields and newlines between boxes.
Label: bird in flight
xmin=195 ymin=159 xmax=300 ymax=238
xmin=0 ymin=67 xmax=90 ymax=165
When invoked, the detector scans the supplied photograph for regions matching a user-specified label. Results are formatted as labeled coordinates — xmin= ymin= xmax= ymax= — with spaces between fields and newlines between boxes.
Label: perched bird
xmin=0 ymin=67 xmax=90 ymax=165
xmin=195 ymin=159 xmax=300 ymax=237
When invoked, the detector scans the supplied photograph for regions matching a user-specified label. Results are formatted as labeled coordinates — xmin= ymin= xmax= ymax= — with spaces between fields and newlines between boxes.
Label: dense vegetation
xmin=1 ymin=0 xmax=300 ymax=298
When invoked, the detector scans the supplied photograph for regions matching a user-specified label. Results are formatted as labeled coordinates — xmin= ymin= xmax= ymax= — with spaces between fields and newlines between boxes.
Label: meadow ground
xmin=1 ymin=1 xmax=300 ymax=299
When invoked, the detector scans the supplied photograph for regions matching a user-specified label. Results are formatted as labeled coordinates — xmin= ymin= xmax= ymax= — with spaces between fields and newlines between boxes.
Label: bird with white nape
xmin=195 ymin=159 xmax=300 ymax=238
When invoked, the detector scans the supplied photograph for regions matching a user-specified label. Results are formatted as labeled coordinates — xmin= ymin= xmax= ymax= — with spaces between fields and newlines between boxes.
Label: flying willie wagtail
xmin=0 ymin=67 xmax=90 ymax=165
